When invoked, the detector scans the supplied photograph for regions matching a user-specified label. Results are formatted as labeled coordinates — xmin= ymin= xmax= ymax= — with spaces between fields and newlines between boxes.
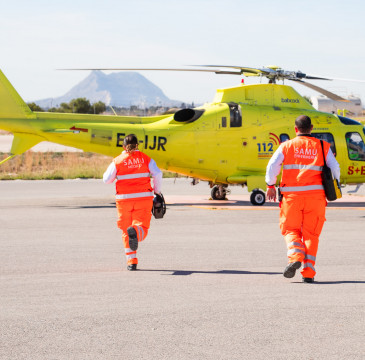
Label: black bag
xmin=320 ymin=140 xmax=341 ymax=201
xmin=152 ymin=193 xmax=166 ymax=219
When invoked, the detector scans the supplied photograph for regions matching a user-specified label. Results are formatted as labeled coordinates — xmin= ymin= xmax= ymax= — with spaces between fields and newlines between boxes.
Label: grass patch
xmin=0 ymin=151 xmax=184 ymax=180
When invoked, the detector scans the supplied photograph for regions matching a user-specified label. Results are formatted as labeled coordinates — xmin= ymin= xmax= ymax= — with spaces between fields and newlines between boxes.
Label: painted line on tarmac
xmin=327 ymin=207 xmax=365 ymax=210
xmin=191 ymin=205 xmax=277 ymax=210
xmin=190 ymin=205 xmax=365 ymax=211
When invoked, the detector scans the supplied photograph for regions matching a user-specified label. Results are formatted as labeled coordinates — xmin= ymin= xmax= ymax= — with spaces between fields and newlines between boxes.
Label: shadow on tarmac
xmin=313 ymin=280 xmax=365 ymax=285
xmin=292 ymin=280 xmax=365 ymax=285
xmin=49 ymin=199 xmax=365 ymax=210
xmin=49 ymin=204 xmax=116 ymax=209
xmin=140 ymin=269 xmax=282 ymax=276
xmin=166 ymin=200 xmax=365 ymax=208
xmin=167 ymin=201 xmax=278 ymax=208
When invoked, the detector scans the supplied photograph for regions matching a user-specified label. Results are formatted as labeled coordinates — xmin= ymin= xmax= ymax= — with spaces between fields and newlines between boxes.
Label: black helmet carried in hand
xmin=152 ymin=193 xmax=166 ymax=219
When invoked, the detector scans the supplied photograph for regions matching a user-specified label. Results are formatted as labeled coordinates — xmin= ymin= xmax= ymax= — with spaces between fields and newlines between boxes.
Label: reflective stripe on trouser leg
xmin=115 ymin=198 xmax=153 ymax=265
xmin=303 ymin=255 xmax=316 ymax=276
xmin=279 ymin=195 xmax=306 ymax=263
xmin=115 ymin=200 xmax=139 ymax=265
xmin=300 ymin=194 xmax=326 ymax=278
xmin=133 ymin=225 xmax=146 ymax=242
xmin=125 ymin=247 xmax=137 ymax=265
xmin=303 ymin=262 xmax=315 ymax=273
xmin=130 ymin=198 xmax=153 ymax=243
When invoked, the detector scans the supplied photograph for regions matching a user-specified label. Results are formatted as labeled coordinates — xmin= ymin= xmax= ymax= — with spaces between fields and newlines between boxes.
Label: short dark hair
xmin=295 ymin=115 xmax=312 ymax=132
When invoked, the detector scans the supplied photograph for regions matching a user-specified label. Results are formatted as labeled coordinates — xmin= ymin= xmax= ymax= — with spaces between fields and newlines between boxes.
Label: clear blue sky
xmin=1 ymin=0 xmax=365 ymax=105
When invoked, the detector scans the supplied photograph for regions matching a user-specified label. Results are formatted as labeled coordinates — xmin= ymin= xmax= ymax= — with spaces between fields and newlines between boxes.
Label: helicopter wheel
xmin=211 ymin=185 xmax=227 ymax=200
xmin=250 ymin=189 xmax=266 ymax=206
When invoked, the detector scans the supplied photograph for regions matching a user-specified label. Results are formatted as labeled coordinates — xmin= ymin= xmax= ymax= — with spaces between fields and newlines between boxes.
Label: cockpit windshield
xmin=338 ymin=115 xmax=361 ymax=126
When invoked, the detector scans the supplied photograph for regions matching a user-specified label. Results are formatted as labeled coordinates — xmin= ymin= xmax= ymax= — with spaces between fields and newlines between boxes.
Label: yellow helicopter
xmin=1 ymin=65 xmax=365 ymax=205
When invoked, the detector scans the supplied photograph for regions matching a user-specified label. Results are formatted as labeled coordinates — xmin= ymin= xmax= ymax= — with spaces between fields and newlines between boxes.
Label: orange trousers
xmin=116 ymin=198 xmax=153 ymax=265
xmin=279 ymin=193 xmax=327 ymax=278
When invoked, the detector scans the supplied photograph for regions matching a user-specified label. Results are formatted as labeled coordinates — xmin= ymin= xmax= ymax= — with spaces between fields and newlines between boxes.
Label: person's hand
xmin=266 ymin=187 xmax=277 ymax=202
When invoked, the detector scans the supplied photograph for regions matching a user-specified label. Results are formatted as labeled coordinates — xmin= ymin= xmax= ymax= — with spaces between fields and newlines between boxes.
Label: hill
xmin=35 ymin=71 xmax=181 ymax=108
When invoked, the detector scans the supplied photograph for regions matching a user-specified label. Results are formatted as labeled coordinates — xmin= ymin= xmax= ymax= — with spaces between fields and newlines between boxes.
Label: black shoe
xmin=127 ymin=226 xmax=138 ymax=251
xmin=127 ymin=264 xmax=137 ymax=271
xmin=283 ymin=261 xmax=301 ymax=278
xmin=302 ymin=277 xmax=314 ymax=283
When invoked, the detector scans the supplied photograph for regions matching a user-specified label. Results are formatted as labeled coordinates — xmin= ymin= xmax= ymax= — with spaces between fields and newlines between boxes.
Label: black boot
xmin=283 ymin=261 xmax=301 ymax=278
xmin=127 ymin=264 xmax=137 ymax=271
xmin=127 ymin=226 xmax=138 ymax=251
xmin=302 ymin=277 xmax=314 ymax=283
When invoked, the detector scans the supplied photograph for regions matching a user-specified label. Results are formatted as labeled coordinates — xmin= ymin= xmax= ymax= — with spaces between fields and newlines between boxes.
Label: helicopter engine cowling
xmin=174 ymin=108 xmax=205 ymax=123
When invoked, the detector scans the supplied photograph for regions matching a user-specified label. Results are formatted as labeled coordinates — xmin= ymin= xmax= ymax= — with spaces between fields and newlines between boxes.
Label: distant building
xmin=311 ymin=95 xmax=363 ymax=116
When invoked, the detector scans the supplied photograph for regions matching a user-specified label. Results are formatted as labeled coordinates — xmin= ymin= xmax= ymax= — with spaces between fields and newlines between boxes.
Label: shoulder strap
xmin=320 ymin=140 xmax=326 ymax=163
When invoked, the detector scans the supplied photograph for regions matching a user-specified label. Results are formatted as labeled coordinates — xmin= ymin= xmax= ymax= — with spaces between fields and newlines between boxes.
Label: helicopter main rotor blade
xmin=192 ymin=65 xmax=274 ymax=76
xmin=302 ymin=75 xmax=332 ymax=80
xmin=60 ymin=66 xmax=365 ymax=83
xmin=292 ymin=80 xmax=349 ymax=102
xmin=58 ymin=67 xmax=241 ymax=74
xmin=321 ymin=76 xmax=365 ymax=83
xmin=59 ymin=66 xmax=362 ymax=101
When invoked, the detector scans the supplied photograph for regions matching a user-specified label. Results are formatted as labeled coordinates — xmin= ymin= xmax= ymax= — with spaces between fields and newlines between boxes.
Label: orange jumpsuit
xmin=279 ymin=194 xmax=326 ymax=278
xmin=104 ymin=150 xmax=162 ymax=266
xmin=275 ymin=136 xmax=331 ymax=278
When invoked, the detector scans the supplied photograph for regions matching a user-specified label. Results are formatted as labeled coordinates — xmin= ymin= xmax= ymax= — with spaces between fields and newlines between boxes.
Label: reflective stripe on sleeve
xmin=279 ymin=185 xmax=324 ymax=192
xmin=283 ymin=164 xmax=323 ymax=171
xmin=116 ymin=191 xmax=154 ymax=200
xmin=116 ymin=172 xmax=150 ymax=180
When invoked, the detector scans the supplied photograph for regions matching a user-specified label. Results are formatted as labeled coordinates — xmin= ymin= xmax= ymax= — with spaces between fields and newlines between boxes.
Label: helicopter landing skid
xmin=347 ymin=184 xmax=362 ymax=193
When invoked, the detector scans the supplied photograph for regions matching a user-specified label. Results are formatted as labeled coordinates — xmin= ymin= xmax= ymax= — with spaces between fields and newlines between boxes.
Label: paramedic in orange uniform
xmin=265 ymin=115 xmax=340 ymax=283
xmin=103 ymin=134 xmax=162 ymax=271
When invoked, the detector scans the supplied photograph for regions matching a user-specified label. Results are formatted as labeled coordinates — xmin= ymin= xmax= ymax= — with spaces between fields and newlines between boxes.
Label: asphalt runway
xmin=1 ymin=179 xmax=364 ymax=360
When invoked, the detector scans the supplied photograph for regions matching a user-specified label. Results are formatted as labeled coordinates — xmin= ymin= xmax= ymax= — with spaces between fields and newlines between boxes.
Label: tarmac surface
xmin=1 ymin=178 xmax=364 ymax=360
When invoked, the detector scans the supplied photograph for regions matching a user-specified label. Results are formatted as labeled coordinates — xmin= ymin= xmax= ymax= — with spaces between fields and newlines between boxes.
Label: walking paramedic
xmin=103 ymin=134 xmax=162 ymax=271
xmin=265 ymin=115 xmax=340 ymax=283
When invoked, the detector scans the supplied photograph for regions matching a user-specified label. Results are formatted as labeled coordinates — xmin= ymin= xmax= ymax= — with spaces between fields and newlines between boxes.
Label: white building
xmin=311 ymin=95 xmax=363 ymax=116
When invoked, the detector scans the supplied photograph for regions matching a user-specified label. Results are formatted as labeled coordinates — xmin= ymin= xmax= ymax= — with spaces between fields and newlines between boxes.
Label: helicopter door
xmin=345 ymin=132 xmax=365 ymax=161
xmin=345 ymin=132 xmax=365 ymax=180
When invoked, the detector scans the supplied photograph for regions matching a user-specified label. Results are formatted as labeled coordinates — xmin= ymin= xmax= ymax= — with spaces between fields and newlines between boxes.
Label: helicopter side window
xmin=280 ymin=134 xmax=290 ymax=143
xmin=345 ymin=132 xmax=365 ymax=161
xmin=229 ymin=104 xmax=242 ymax=128
xmin=312 ymin=132 xmax=337 ymax=157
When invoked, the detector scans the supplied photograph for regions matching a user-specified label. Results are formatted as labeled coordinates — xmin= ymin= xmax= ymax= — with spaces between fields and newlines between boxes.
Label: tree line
xmin=27 ymin=98 xmax=193 ymax=116
xmin=27 ymin=98 xmax=106 ymax=114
